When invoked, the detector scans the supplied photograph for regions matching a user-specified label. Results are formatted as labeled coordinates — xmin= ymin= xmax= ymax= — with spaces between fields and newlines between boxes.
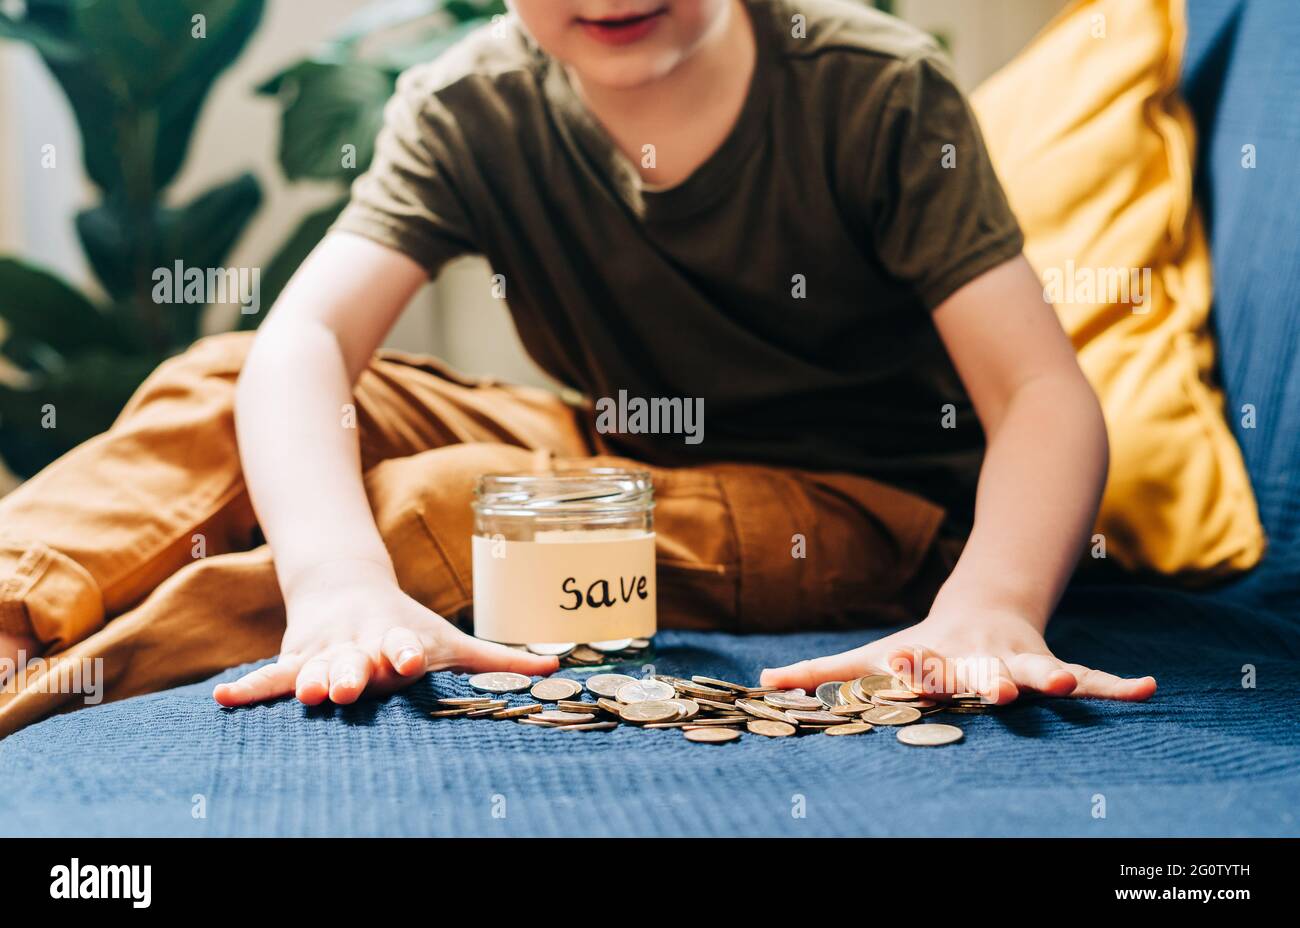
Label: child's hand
xmin=760 ymin=608 xmax=1156 ymax=704
xmin=212 ymin=572 xmax=557 ymax=708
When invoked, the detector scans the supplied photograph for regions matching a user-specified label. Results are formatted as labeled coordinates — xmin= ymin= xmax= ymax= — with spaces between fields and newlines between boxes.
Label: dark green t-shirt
xmin=332 ymin=0 xmax=1023 ymax=527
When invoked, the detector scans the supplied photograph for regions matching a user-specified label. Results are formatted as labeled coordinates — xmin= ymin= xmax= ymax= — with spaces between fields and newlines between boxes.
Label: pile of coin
xmin=430 ymin=670 xmax=990 ymax=747
xmin=513 ymin=639 xmax=653 ymax=668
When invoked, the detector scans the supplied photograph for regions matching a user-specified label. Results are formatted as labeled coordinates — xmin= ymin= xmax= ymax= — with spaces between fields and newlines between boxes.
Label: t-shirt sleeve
xmin=330 ymin=69 xmax=478 ymax=277
xmin=851 ymin=52 xmax=1024 ymax=310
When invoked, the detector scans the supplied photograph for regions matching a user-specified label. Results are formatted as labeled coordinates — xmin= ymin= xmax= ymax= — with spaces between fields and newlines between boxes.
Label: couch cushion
xmin=1182 ymin=0 xmax=1300 ymax=578
xmin=971 ymin=0 xmax=1265 ymax=578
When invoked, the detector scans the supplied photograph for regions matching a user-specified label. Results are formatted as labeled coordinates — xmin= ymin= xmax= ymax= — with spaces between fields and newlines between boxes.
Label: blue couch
xmin=1 ymin=0 xmax=1296 ymax=837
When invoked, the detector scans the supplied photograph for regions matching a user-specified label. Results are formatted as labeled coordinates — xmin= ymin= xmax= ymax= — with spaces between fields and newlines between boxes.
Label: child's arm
xmin=762 ymin=256 xmax=1157 ymax=703
xmin=212 ymin=233 xmax=556 ymax=707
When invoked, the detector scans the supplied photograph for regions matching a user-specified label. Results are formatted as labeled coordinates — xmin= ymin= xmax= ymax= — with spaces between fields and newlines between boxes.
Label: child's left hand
xmin=759 ymin=608 xmax=1157 ymax=704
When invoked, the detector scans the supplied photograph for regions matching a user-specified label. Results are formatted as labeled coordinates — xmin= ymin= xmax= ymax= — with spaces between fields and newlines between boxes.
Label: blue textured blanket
xmin=2 ymin=579 xmax=1297 ymax=837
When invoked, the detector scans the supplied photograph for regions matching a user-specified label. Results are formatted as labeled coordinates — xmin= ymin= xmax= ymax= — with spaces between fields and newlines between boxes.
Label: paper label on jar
xmin=471 ymin=533 xmax=657 ymax=644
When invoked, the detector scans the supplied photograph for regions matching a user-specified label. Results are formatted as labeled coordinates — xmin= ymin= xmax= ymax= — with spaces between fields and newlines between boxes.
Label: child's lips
xmin=575 ymin=8 xmax=667 ymax=46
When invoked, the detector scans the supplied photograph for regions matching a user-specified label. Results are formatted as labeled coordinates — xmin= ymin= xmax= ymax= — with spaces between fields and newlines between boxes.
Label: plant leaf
xmin=0 ymin=258 xmax=124 ymax=368
xmin=267 ymin=61 xmax=394 ymax=182
xmin=0 ymin=348 xmax=158 ymax=477
xmin=153 ymin=173 xmax=263 ymax=344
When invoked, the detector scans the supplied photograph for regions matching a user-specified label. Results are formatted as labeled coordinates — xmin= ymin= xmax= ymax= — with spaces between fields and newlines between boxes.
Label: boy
xmin=0 ymin=0 xmax=1154 ymax=726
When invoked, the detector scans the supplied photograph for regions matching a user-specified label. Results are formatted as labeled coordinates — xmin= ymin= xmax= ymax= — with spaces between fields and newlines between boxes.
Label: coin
xmin=816 ymin=681 xmax=845 ymax=707
xmin=568 ymin=645 xmax=604 ymax=664
xmin=897 ymin=723 xmax=964 ymax=746
xmin=429 ymin=707 xmax=478 ymax=718
xmin=764 ymin=692 xmax=823 ymax=711
xmin=824 ymin=722 xmax=874 ymax=736
xmin=736 ymin=698 xmax=795 ymax=724
xmin=786 ymin=710 xmax=850 ymax=725
xmin=558 ymin=721 xmax=620 ymax=732
xmin=620 ymin=701 xmax=680 ymax=723
xmin=468 ymin=672 xmax=533 ymax=694
xmin=684 ymin=728 xmax=741 ymax=743
xmin=530 ymin=678 xmax=583 ymax=701
xmin=465 ymin=703 xmax=508 ymax=717
xmin=534 ymin=710 xmax=596 ymax=724
xmin=668 ymin=698 xmax=700 ymax=720
xmin=596 ymin=698 xmax=625 ymax=716
xmin=747 ymin=720 xmax=796 ymax=737
xmin=589 ymin=638 xmax=634 ymax=653
xmin=526 ymin=642 xmax=576 ymax=657
xmin=691 ymin=675 xmax=750 ymax=693
xmin=615 ymin=679 xmax=677 ymax=704
xmin=873 ymin=695 xmax=937 ymax=708
xmin=492 ymin=704 xmax=542 ymax=719
xmin=585 ymin=673 xmax=638 ymax=698
xmin=630 ymin=638 xmax=652 ymax=649
xmin=862 ymin=705 xmax=921 ymax=726
xmin=876 ymin=689 xmax=921 ymax=701
xmin=436 ymin=697 xmax=493 ymax=707
xmin=830 ymin=703 xmax=869 ymax=716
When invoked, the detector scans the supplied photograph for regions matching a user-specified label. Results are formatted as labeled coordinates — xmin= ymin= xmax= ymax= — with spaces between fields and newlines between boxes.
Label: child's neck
xmin=567 ymin=0 xmax=757 ymax=189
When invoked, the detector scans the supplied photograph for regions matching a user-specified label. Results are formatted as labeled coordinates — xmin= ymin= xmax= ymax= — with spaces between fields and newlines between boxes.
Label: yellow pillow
xmin=971 ymin=0 xmax=1264 ymax=577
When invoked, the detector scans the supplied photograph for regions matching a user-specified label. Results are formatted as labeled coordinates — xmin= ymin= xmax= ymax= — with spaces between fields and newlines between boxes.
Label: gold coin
xmin=615 ymin=679 xmax=676 ymax=704
xmin=668 ymin=698 xmax=700 ymax=720
xmin=557 ymin=721 xmax=620 ymax=731
xmin=620 ymin=701 xmax=680 ymax=724
xmin=567 ymin=645 xmax=604 ymax=664
xmin=855 ymin=674 xmax=899 ymax=697
xmin=467 ymin=672 xmax=533 ymax=694
xmin=830 ymin=703 xmax=869 ymax=716
xmin=691 ymin=675 xmax=750 ymax=693
xmin=862 ymin=705 xmax=921 ymax=726
xmin=875 ymin=689 xmax=921 ymax=701
xmin=585 ymin=673 xmax=638 ymax=698
xmin=596 ymin=698 xmax=626 ymax=716
xmin=435 ymin=697 xmax=492 ymax=707
xmin=736 ymin=698 xmax=795 ymax=724
xmin=747 ymin=720 xmax=797 ymax=737
xmin=556 ymin=699 xmax=598 ymax=712
xmin=824 ymin=722 xmax=874 ymax=736
xmin=491 ymin=704 xmax=542 ymax=719
xmin=786 ymin=710 xmax=850 ymax=725
xmin=429 ymin=707 xmax=478 ymax=718
xmin=872 ymin=695 xmax=937 ymax=708
xmin=465 ymin=703 xmax=508 ymax=717
xmin=764 ymin=692 xmax=823 ymax=711
xmin=534 ymin=710 xmax=596 ymax=724
xmin=684 ymin=727 xmax=741 ymax=743
xmin=897 ymin=723 xmax=964 ymax=746
xmin=530 ymin=678 xmax=583 ymax=701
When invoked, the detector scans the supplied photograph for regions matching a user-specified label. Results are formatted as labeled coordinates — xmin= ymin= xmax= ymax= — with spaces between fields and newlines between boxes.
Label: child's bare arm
xmin=213 ymin=233 xmax=555 ymax=708
xmin=763 ymin=256 xmax=1157 ymax=703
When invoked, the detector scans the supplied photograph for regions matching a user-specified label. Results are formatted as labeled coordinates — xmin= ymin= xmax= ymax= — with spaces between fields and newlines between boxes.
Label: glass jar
xmin=471 ymin=468 xmax=656 ymax=664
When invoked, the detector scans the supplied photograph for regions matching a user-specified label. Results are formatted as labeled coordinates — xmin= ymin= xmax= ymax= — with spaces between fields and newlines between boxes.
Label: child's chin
xmin=571 ymin=52 xmax=682 ymax=91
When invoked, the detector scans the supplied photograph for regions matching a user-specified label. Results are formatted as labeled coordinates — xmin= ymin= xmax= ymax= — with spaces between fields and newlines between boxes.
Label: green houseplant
xmin=0 ymin=0 xmax=267 ymax=476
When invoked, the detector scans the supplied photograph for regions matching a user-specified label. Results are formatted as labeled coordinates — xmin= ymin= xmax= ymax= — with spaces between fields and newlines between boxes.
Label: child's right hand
xmin=212 ymin=564 xmax=557 ymax=708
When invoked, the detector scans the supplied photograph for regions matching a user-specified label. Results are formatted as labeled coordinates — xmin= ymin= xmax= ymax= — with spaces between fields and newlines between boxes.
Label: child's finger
xmin=1006 ymin=653 xmax=1078 ymax=697
xmin=445 ymin=632 xmax=559 ymax=677
xmin=327 ymin=649 xmax=372 ymax=704
xmin=294 ymin=657 xmax=331 ymax=705
xmin=887 ymin=646 xmax=1019 ymax=705
xmin=759 ymin=645 xmax=886 ymax=691
xmin=381 ymin=626 xmax=427 ymax=677
xmin=1062 ymin=664 xmax=1157 ymax=701
xmin=213 ymin=656 xmax=303 ymax=707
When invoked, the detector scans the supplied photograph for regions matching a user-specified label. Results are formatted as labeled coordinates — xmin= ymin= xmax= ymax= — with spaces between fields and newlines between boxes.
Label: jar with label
xmin=471 ymin=468 xmax=656 ymax=665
